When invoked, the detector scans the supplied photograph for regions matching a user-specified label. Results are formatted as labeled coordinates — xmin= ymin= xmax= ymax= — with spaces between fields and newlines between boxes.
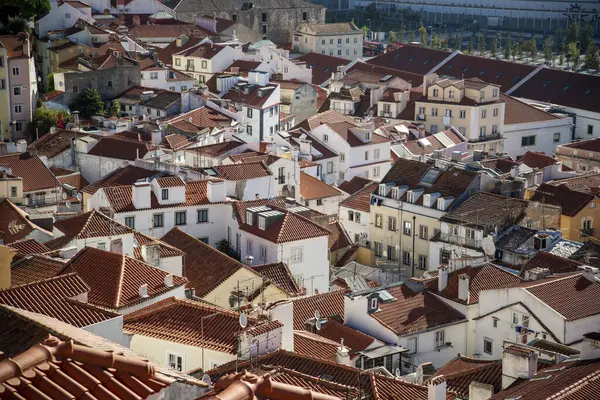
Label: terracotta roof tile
xmin=318 ymin=318 xmax=376 ymax=358
xmin=293 ymin=331 xmax=340 ymax=361
xmin=431 ymin=355 xmax=501 ymax=398
xmin=339 ymin=182 xmax=378 ymax=213
xmin=530 ymin=183 xmax=596 ymax=217
xmin=519 ymin=151 xmax=560 ymax=168
xmin=0 ymin=153 xmax=62 ymax=192
xmin=8 ymin=238 xmax=50 ymax=257
xmin=328 ymin=221 xmax=351 ymax=252
xmin=0 ymin=200 xmax=53 ymax=244
xmin=300 ymin=172 xmax=341 ymax=200
xmin=366 ymin=44 xmax=449 ymax=75
xmin=129 ymin=24 xmax=211 ymax=40
xmin=124 ymin=297 xmax=281 ymax=353
xmin=155 ymin=176 xmax=185 ymax=188
xmin=294 ymin=52 xmax=350 ymax=85
xmin=211 ymin=162 xmax=272 ymax=180
xmin=133 ymin=232 xmax=184 ymax=260
xmin=0 ymin=34 xmax=29 ymax=58
xmin=161 ymin=228 xmax=259 ymax=297
xmin=175 ymin=42 xmax=226 ymax=59
xmin=371 ymin=373 xmax=450 ymax=400
xmin=10 ymin=255 xmax=67 ymax=287
xmin=222 ymin=82 xmax=278 ymax=108
xmin=289 ymin=290 xmax=346 ymax=330
xmin=0 ymin=335 xmax=174 ymax=399
xmin=0 ymin=273 xmax=119 ymax=327
xmin=61 ymin=247 xmax=188 ymax=310
xmin=251 ymin=262 xmax=300 ymax=296
xmin=256 ymin=367 xmax=358 ymax=398
xmin=502 ymin=94 xmax=560 ymax=125
xmin=348 ymin=61 xmax=423 ymax=85
xmin=338 ymin=176 xmax=375 ymax=195
xmin=161 ymin=133 xmax=192 ymax=151
xmin=520 ymin=251 xmax=582 ymax=277
xmin=369 ymin=284 xmax=466 ymax=335
xmin=87 ymin=136 xmax=151 ymax=160
xmin=186 ymin=141 xmax=246 ymax=157
xmin=167 ymin=105 xmax=234 ymax=130
xmin=82 ymin=165 xmax=165 ymax=195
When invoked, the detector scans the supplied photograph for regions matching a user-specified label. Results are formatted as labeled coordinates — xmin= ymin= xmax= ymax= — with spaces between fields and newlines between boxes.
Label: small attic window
xmin=562 ymin=84 xmax=570 ymax=91
xmin=512 ymin=75 xmax=520 ymax=82
xmin=495 ymin=72 xmax=503 ymax=78
xmin=462 ymin=67 xmax=469 ymax=72
xmin=585 ymin=89 xmax=592 ymax=95
xmin=478 ymin=70 xmax=485 ymax=76
xmin=423 ymin=59 xmax=429 ymax=65
xmin=394 ymin=54 xmax=400 ymax=59
xmin=543 ymin=80 xmax=551 ymax=87
xmin=408 ymin=56 xmax=415 ymax=62
xmin=447 ymin=64 xmax=453 ymax=69
xmin=324 ymin=67 xmax=330 ymax=72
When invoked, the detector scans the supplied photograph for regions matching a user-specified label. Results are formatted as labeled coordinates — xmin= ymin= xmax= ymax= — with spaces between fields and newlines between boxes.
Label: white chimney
xmin=427 ymin=377 xmax=447 ymax=400
xmin=417 ymin=125 xmax=426 ymax=138
xmin=579 ymin=265 xmax=600 ymax=283
xmin=207 ymin=179 xmax=226 ymax=203
xmin=141 ymin=243 xmax=161 ymax=267
xmin=164 ymin=274 xmax=174 ymax=287
xmin=299 ymin=139 xmax=312 ymax=156
xmin=132 ymin=181 xmax=151 ymax=210
xmin=469 ymin=381 xmax=494 ymax=400
xmin=579 ymin=333 xmax=600 ymax=360
xmin=248 ymin=70 xmax=269 ymax=86
xmin=335 ymin=338 xmax=351 ymax=366
xmin=59 ymin=246 xmax=78 ymax=260
xmin=16 ymin=139 xmax=27 ymax=153
xmin=139 ymin=283 xmax=149 ymax=298
xmin=458 ymin=273 xmax=470 ymax=302
xmin=501 ymin=346 xmax=538 ymax=390
xmin=438 ymin=265 xmax=448 ymax=292
xmin=151 ymin=130 xmax=162 ymax=145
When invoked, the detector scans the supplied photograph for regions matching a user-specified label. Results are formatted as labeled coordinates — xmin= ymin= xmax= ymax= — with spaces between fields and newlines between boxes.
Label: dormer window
xmin=432 ymin=88 xmax=439 ymax=97
xmin=371 ymin=297 xmax=378 ymax=310
xmin=448 ymin=90 xmax=455 ymax=99
xmin=246 ymin=211 xmax=253 ymax=225
xmin=259 ymin=216 xmax=266 ymax=230
xmin=492 ymin=88 xmax=498 ymax=97
xmin=365 ymin=132 xmax=370 ymax=140
xmin=378 ymin=184 xmax=387 ymax=196
xmin=161 ymin=188 xmax=169 ymax=200
xmin=391 ymin=187 xmax=400 ymax=200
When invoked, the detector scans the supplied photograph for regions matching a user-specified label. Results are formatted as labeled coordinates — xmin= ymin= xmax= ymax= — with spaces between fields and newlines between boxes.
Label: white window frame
xmin=435 ymin=330 xmax=445 ymax=348
xmin=260 ymin=245 xmax=267 ymax=260
xmin=407 ymin=337 xmax=417 ymax=354
xmin=483 ymin=338 xmax=493 ymax=355
xmin=291 ymin=247 xmax=303 ymax=263
xmin=167 ymin=353 xmax=184 ymax=372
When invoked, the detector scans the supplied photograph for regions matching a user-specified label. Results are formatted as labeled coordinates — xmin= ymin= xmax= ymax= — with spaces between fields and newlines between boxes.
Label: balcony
xmin=186 ymin=65 xmax=195 ymax=72
xmin=277 ymin=175 xmax=285 ymax=185
xmin=470 ymin=132 xmax=502 ymax=143
xmin=380 ymin=111 xmax=392 ymax=118
xmin=581 ymin=228 xmax=596 ymax=238
xmin=436 ymin=233 xmax=481 ymax=250
xmin=416 ymin=114 xmax=426 ymax=121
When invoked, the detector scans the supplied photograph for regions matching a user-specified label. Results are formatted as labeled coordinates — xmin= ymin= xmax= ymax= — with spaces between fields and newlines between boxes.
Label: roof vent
xmin=139 ymin=283 xmax=149 ymax=298
xmin=164 ymin=274 xmax=174 ymax=287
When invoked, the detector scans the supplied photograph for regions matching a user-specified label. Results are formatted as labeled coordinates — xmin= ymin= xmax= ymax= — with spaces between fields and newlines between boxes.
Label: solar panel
xmin=496 ymin=72 xmax=503 ymax=78
xmin=462 ymin=67 xmax=469 ymax=72
xmin=419 ymin=168 xmax=442 ymax=186
xmin=377 ymin=290 xmax=395 ymax=302
xmin=418 ymin=138 xmax=432 ymax=147
xmin=434 ymin=132 xmax=456 ymax=148
xmin=380 ymin=74 xmax=393 ymax=82
xmin=585 ymin=89 xmax=592 ymax=95
xmin=478 ymin=70 xmax=485 ymax=76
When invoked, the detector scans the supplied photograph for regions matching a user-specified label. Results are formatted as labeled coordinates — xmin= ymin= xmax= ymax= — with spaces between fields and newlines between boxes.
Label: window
xmin=14 ymin=104 xmax=22 ymax=114
xmin=259 ymin=216 xmax=266 ymax=230
xmin=445 ymin=109 xmax=452 ymax=117
xmin=0 ymin=79 xmax=5 ymax=90
xmin=521 ymin=136 xmax=536 ymax=146
xmin=0 ymin=56 xmax=3 ymax=67
xmin=337 ymin=49 xmax=342 ymax=56
xmin=175 ymin=58 xmax=181 ymax=66
xmin=13 ymin=86 xmax=21 ymax=96
xmin=346 ymin=38 xmax=350 ymax=44
xmin=15 ymin=122 xmax=22 ymax=132
xmin=418 ymin=255 xmax=427 ymax=270
xmin=459 ymin=110 xmax=466 ymax=119
xmin=431 ymin=108 xmax=438 ymax=116
xmin=97 ymin=242 xmax=106 ymax=250
xmin=388 ymin=216 xmax=397 ymax=231
xmin=483 ymin=338 xmax=493 ymax=355
xmin=161 ymin=188 xmax=169 ymax=200
xmin=247 ymin=125 xmax=252 ymax=135
xmin=338 ymin=38 xmax=342 ymax=44
xmin=10 ymin=186 xmax=17 ymax=198
xmin=153 ymin=213 xmax=164 ymax=228
xmin=435 ymin=330 xmax=445 ymax=348
xmin=370 ymin=297 xmax=378 ymax=310
xmin=348 ymin=210 xmax=354 ymax=221
xmin=316 ymin=199 xmax=323 ymax=206
xmin=374 ymin=242 xmax=382 ymax=257
xmin=12 ymin=67 xmax=19 ymax=76
xmin=553 ymin=132 xmax=561 ymax=143
xmin=588 ymin=125 xmax=594 ymax=135
xmin=201 ymin=60 xmax=207 ymax=69
xmin=375 ymin=213 xmax=383 ymax=228
xmin=150 ymin=72 xmax=158 ymax=80
xmin=481 ymin=109 xmax=487 ymax=119
xmin=246 ymin=239 xmax=253 ymax=254
xmin=430 ymin=125 xmax=438 ymax=134
xmin=448 ymin=90 xmax=455 ymax=99
xmin=432 ymin=88 xmax=439 ymax=97
xmin=373 ymin=166 xmax=380 ymax=178
xmin=591 ymin=201 xmax=596 ymax=209
xmin=72 ymin=85 xmax=79 ymax=93
xmin=419 ymin=225 xmax=428 ymax=240
xmin=327 ymin=161 xmax=333 ymax=174
xmin=364 ymin=151 xmax=369 ymax=160
xmin=407 ymin=337 xmax=417 ymax=354
xmin=493 ymin=317 xmax=498 ymax=328
xmin=403 ymin=251 xmax=410 ymax=265
xmin=125 ymin=216 xmax=135 ymax=229
xmin=260 ymin=245 xmax=267 ymax=259
xmin=65 ymin=12 xmax=71 ymax=18
xmin=247 ymin=108 xmax=253 ymax=118
xmin=355 ymin=212 xmax=361 ymax=223
xmin=168 ymin=354 xmax=183 ymax=372
xmin=403 ymin=221 xmax=412 ymax=235
xmin=493 ymin=108 xmax=499 ymax=117
xmin=340 ymin=153 xmax=345 ymax=162
xmin=323 ymin=133 xmax=328 ymax=142
xmin=321 ymin=39 xmax=326 ymax=45
xmin=232 ymin=14 xmax=237 ymax=21
xmin=197 ymin=209 xmax=208 ymax=223
xmin=440 ymin=249 xmax=450 ymax=264
xmin=479 ymin=126 xmax=486 ymax=137
xmin=175 ymin=211 xmax=187 ymax=226
xmin=330 ymin=39 xmax=334 ymax=44
xmin=302 ymin=11 xmax=308 ymax=21
xmin=492 ymin=125 xmax=498 ymax=134
xmin=291 ymin=247 xmax=303 ymax=262
xmin=492 ymin=89 xmax=498 ymax=97
xmin=387 ymin=246 xmax=396 ymax=260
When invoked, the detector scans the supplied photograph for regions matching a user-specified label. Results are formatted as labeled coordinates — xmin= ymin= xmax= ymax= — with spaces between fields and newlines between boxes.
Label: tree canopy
xmin=70 ymin=88 xmax=104 ymax=119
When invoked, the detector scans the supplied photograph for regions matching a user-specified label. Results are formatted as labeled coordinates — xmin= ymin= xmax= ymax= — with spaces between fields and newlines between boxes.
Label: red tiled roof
xmin=41 ymin=89 xmax=64 ymax=102
xmin=560 ymin=137 xmax=600 ymax=153
xmin=157 ymin=36 xmax=205 ymax=64
xmin=418 ymin=263 xmax=523 ymax=305
xmin=0 ymin=153 xmax=61 ymax=192
xmin=0 ymin=200 xmax=53 ymax=244
xmin=318 ymin=318 xmax=376 ymax=359
xmin=520 ymin=251 xmax=582 ymax=277
xmin=222 ymin=83 xmax=278 ymax=108
xmin=367 ymin=44 xmax=449 ymax=75
xmin=348 ymin=61 xmax=422 ymax=86
xmin=87 ymin=136 xmax=151 ymax=160
xmin=530 ymin=183 xmax=596 ymax=217
xmin=300 ymin=172 xmax=341 ymax=200
xmin=0 ymin=335 xmax=175 ymax=399
xmin=0 ymin=273 xmax=119 ymax=327
xmin=133 ymin=232 xmax=184 ymax=260
xmin=124 ymin=297 xmax=281 ymax=354
xmin=251 ymin=262 xmax=300 ymax=296
xmin=61 ymin=247 xmax=188 ymax=310
xmin=524 ymin=273 xmax=600 ymax=321
xmin=339 ymin=182 xmax=377 ymax=213
xmin=371 ymin=373 xmax=450 ymax=400
xmin=293 ymin=331 xmax=340 ymax=361
xmin=9 ymin=255 xmax=66 ymax=287
xmin=50 ymin=210 xmax=133 ymax=245
xmin=298 ymin=109 xmax=357 ymax=131
xmin=187 ymin=142 xmax=245 ymax=159
xmin=129 ymin=24 xmax=211 ymax=40
xmin=212 ymin=162 xmax=272 ymax=180
xmin=294 ymin=52 xmax=350 ymax=85
xmin=431 ymin=355 xmax=501 ymax=398
xmin=370 ymin=284 xmax=466 ymax=335
xmin=82 ymin=165 xmax=164 ymax=195
xmin=161 ymin=227 xmax=259 ymax=297
xmin=7 ymin=238 xmax=50 ymax=257
xmin=338 ymin=176 xmax=374 ymax=195
xmin=167 ymin=105 xmax=234 ymax=130
xmin=289 ymin=290 xmax=347 ymax=330
xmin=155 ymin=176 xmax=185 ymax=187
xmin=0 ymin=34 xmax=28 ymax=59
xmin=174 ymin=42 xmax=226 ymax=59
xmin=502 ymin=94 xmax=560 ymax=125
xmin=161 ymin=133 xmax=192 ymax=151
xmin=328 ymin=221 xmax=351 ymax=252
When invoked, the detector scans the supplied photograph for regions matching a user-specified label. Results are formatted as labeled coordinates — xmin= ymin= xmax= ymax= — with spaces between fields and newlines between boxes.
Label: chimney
xmin=415 ymin=362 xmax=435 ymax=384
xmin=132 ymin=180 xmax=151 ymax=209
xmin=501 ymin=346 xmax=538 ymax=390
xmin=139 ymin=283 xmax=149 ymax=298
xmin=59 ymin=246 xmax=78 ymax=260
xmin=299 ymin=139 xmax=312 ymax=156
xmin=580 ymin=333 xmax=600 ymax=361
xmin=141 ymin=91 xmax=155 ymax=102
xmin=335 ymin=338 xmax=351 ymax=366
xmin=417 ymin=125 xmax=426 ymax=139
xmin=580 ymin=265 xmax=600 ymax=283
xmin=176 ymin=35 xmax=189 ymax=47
xmin=458 ymin=273 xmax=470 ymax=302
xmin=248 ymin=70 xmax=269 ymax=86
xmin=0 ymin=246 xmax=17 ymax=290
xmin=438 ymin=265 xmax=448 ymax=292
xmin=510 ymin=165 xmax=519 ymax=178
xmin=427 ymin=377 xmax=447 ymax=400
xmin=164 ymin=274 xmax=174 ymax=287
xmin=16 ymin=139 xmax=27 ymax=153
xmin=141 ymin=243 xmax=161 ymax=267
xmin=207 ymin=180 xmax=226 ymax=203
xmin=151 ymin=129 xmax=162 ymax=145
xmin=523 ymin=267 xmax=550 ymax=281
xmin=133 ymin=15 xmax=141 ymax=26
xmin=469 ymin=381 xmax=494 ymax=400
xmin=22 ymin=33 xmax=30 ymax=58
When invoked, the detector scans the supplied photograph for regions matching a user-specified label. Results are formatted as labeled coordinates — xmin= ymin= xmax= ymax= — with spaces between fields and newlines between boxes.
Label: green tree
xmin=568 ymin=42 xmax=581 ymax=70
xmin=504 ymin=33 xmax=512 ymax=59
xmin=527 ymin=38 xmax=537 ymax=60
xmin=478 ymin=34 xmax=485 ymax=55
xmin=419 ymin=25 xmax=427 ymax=46
xmin=555 ymin=27 xmax=564 ymax=51
xmin=491 ymin=36 xmax=498 ymax=57
xmin=467 ymin=34 xmax=474 ymax=54
xmin=543 ymin=38 xmax=554 ymax=64
xmin=398 ymin=24 xmax=406 ymax=44
xmin=566 ymin=22 xmax=579 ymax=45
xmin=516 ymin=43 xmax=523 ymax=61
xmin=361 ymin=25 xmax=369 ymax=38
xmin=431 ymin=33 xmax=440 ymax=49
xmin=455 ymin=33 xmax=462 ymax=51
xmin=584 ymin=44 xmax=600 ymax=69
xmin=109 ymin=100 xmax=120 ymax=117
xmin=46 ymin=73 xmax=54 ymax=93
xmin=388 ymin=30 xmax=397 ymax=43
xmin=32 ymin=107 xmax=59 ymax=138
xmin=442 ymin=35 xmax=449 ymax=51
xmin=70 ymin=88 xmax=104 ymax=118
xmin=580 ymin=24 xmax=594 ymax=55
xmin=1 ymin=0 xmax=50 ymax=26
xmin=409 ymin=31 xmax=415 ymax=43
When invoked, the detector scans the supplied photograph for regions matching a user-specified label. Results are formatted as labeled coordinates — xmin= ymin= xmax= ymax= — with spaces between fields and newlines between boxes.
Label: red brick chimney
xmin=133 ymin=15 xmax=141 ymax=26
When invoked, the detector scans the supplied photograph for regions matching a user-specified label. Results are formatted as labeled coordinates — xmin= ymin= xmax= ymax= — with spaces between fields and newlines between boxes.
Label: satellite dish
xmin=76 ymin=192 xmax=82 ymax=201
xmin=481 ymin=236 xmax=496 ymax=257
xmin=395 ymin=368 xmax=401 ymax=377
xmin=61 ymin=192 xmax=68 ymax=200
xmin=314 ymin=310 xmax=320 ymax=320
xmin=315 ymin=318 xmax=322 ymax=331
xmin=239 ymin=313 xmax=248 ymax=328
xmin=65 ymin=200 xmax=71 ymax=208
xmin=201 ymin=374 xmax=212 ymax=385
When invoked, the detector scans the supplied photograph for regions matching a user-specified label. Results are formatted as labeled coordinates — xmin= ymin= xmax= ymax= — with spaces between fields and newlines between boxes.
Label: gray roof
xmin=176 ymin=0 xmax=322 ymax=13
xmin=495 ymin=226 xmax=537 ymax=254
xmin=143 ymin=92 xmax=181 ymax=110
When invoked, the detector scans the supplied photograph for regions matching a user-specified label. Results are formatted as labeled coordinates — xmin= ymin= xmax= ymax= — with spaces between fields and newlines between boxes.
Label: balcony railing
xmin=438 ymin=233 xmax=482 ymax=249
xmin=581 ymin=228 xmax=596 ymax=238
xmin=470 ymin=132 xmax=502 ymax=143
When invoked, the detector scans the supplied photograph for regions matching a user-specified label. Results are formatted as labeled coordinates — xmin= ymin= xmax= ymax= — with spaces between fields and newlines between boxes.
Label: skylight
xmin=408 ymin=56 xmax=415 ymax=62
xmin=585 ymin=89 xmax=592 ymax=95
xmin=512 ymin=75 xmax=520 ymax=82
xmin=424 ymin=60 xmax=429 ymax=64
xmin=324 ymin=67 xmax=330 ymax=72
xmin=419 ymin=168 xmax=442 ymax=186
xmin=447 ymin=64 xmax=453 ymax=69
xmin=478 ymin=70 xmax=485 ymax=76
xmin=543 ymin=80 xmax=551 ymax=87
xmin=462 ymin=67 xmax=469 ymax=72
xmin=562 ymin=84 xmax=570 ymax=91
xmin=495 ymin=72 xmax=503 ymax=78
